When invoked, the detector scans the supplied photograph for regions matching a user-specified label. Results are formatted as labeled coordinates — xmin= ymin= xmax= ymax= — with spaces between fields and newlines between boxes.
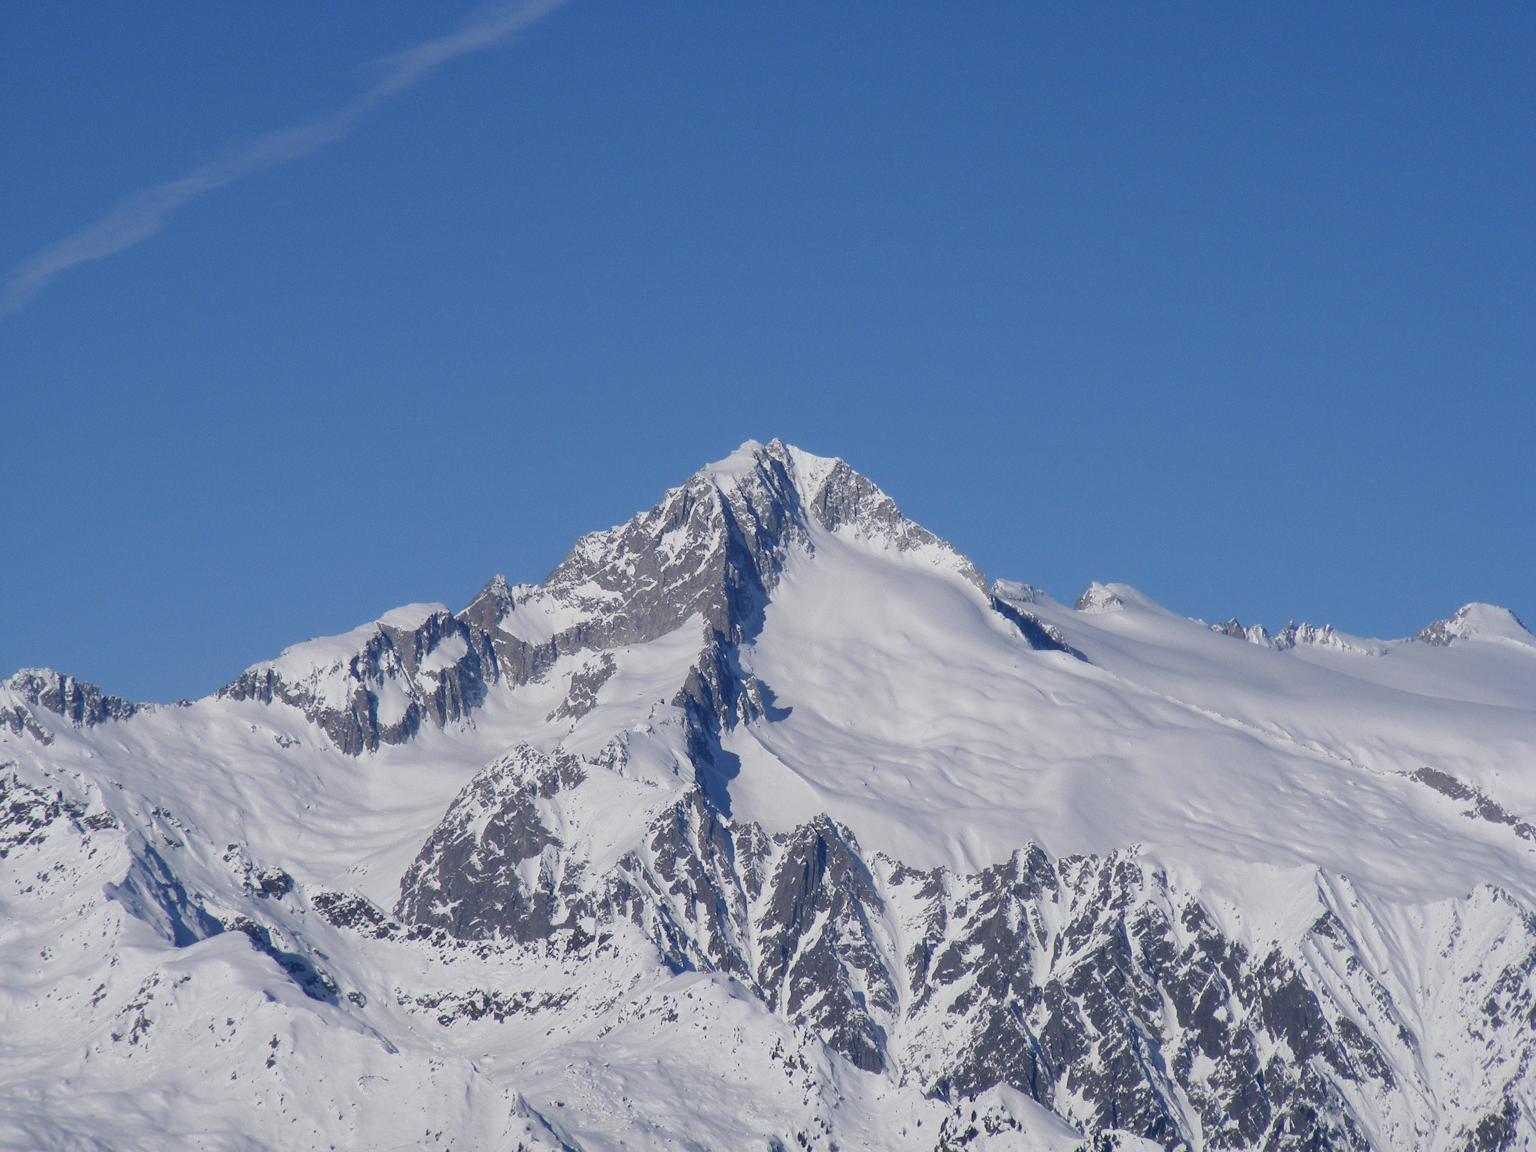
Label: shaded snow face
xmin=3 ymin=438 xmax=1535 ymax=1152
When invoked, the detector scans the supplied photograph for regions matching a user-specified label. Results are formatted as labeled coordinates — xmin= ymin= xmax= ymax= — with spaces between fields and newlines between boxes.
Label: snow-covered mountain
xmin=3 ymin=438 xmax=1534 ymax=1151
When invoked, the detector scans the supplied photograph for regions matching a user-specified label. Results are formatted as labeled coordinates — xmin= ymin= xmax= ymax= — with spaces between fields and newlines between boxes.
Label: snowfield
xmin=2 ymin=439 xmax=1532 ymax=1151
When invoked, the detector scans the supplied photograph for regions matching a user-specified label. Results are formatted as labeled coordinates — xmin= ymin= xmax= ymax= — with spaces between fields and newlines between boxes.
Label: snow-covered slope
xmin=2 ymin=438 xmax=1533 ymax=1151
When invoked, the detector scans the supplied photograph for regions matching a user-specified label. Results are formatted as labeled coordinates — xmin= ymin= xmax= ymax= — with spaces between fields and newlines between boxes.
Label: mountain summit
xmin=219 ymin=439 xmax=995 ymax=756
xmin=3 ymin=441 xmax=1534 ymax=1151
xmin=1415 ymin=602 xmax=1534 ymax=648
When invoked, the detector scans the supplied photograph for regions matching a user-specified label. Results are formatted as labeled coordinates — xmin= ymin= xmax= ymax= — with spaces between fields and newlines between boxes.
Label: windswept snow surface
xmin=2 ymin=439 xmax=1533 ymax=1151
xmin=728 ymin=513 xmax=1536 ymax=933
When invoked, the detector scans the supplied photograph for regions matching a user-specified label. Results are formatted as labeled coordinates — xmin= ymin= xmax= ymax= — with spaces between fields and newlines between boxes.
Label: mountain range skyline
xmin=5 ymin=3 xmax=1531 ymax=704
xmin=6 ymin=438 xmax=1527 ymax=708
xmin=4 ymin=437 xmax=1534 ymax=1150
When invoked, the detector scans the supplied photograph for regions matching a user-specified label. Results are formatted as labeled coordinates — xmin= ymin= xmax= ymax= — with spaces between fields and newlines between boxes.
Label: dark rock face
xmin=399 ymin=986 xmax=573 ymax=1027
xmin=900 ymin=847 xmax=1058 ymax=1101
xmin=254 ymin=867 xmax=293 ymax=898
xmin=755 ymin=816 xmax=897 ymax=1074
xmin=396 ymin=745 xmax=584 ymax=943
xmin=1 ymin=764 xmax=117 ymax=858
xmin=312 ymin=890 xmax=399 ymax=939
xmin=1471 ymin=1097 xmax=1522 ymax=1152
xmin=617 ymin=787 xmax=755 ymax=980
xmin=395 ymin=751 xmax=901 ymax=1075
xmin=464 ymin=441 xmax=990 ymax=746
xmin=2 ymin=669 xmax=137 ymax=730
xmin=0 ymin=702 xmax=52 ymax=743
xmin=895 ymin=851 xmax=1390 ymax=1149
xmin=810 ymin=457 xmax=984 ymax=590
xmin=548 ymin=653 xmax=616 ymax=722
xmin=460 ymin=448 xmax=807 ymax=701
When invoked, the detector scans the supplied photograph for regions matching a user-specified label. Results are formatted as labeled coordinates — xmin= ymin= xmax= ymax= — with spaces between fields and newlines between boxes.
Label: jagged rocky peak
xmin=1415 ymin=602 xmax=1534 ymax=648
xmin=536 ymin=438 xmax=820 ymax=637
xmin=992 ymin=579 xmax=1054 ymax=607
xmin=1073 ymin=581 xmax=1159 ymax=614
xmin=1209 ymin=616 xmax=1385 ymax=656
xmin=1271 ymin=620 xmax=1384 ymax=656
xmin=1074 ymin=582 xmax=1124 ymax=613
xmin=1211 ymin=618 xmax=1275 ymax=647
xmin=0 ymin=667 xmax=138 ymax=727
xmin=463 ymin=438 xmax=983 ymax=669
xmin=1212 ymin=603 xmax=1534 ymax=656
xmin=397 ymin=743 xmax=589 ymax=944
xmin=208 ymin=439 xmax=990 ymax=755
xmin=218 ymin=602 xmax=496 ymax=755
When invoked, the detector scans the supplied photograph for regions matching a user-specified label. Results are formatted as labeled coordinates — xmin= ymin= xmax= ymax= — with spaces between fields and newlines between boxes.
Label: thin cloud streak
xmin=1 ymin=0 xmax=568 ymax=316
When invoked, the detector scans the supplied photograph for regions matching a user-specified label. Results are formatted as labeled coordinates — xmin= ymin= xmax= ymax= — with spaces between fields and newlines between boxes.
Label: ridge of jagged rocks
xmin=217 ymin=606 xmax=496 ymax=754
xmin=0 ymin=668 xmax=140 ymax=744
xmin=1208 ymin=617 xmax=1387 ymax=656
xmin=214 ymin=440 xmax=997 ymax=755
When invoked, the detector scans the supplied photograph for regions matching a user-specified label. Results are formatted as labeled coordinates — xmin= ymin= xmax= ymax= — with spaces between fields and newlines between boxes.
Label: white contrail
xmin=1 ymin=0 xmax=569 ymax=316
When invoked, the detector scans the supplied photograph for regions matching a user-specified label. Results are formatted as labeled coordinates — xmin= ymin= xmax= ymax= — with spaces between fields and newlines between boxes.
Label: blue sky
xmin=2 ymin=2 xmax=1532 ymax=701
